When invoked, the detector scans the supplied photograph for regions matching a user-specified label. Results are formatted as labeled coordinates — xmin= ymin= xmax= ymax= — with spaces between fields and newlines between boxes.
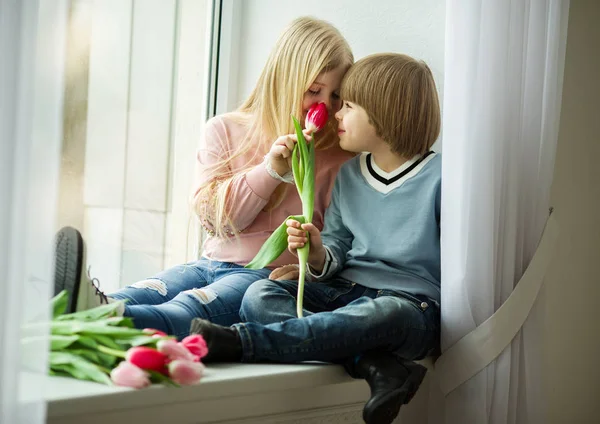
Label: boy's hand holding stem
xmin=286 ymin=220 xmax=326 ymax=275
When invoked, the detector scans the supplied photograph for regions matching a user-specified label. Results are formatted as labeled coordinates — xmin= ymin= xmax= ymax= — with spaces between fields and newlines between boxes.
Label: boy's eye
xmin=332 ymin=92 xmax=340 ymax=100
xmin=344 ymin=101 xmax=351 ymax=108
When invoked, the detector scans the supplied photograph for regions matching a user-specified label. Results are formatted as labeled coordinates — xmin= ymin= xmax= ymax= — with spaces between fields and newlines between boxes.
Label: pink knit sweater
xmin=193 ymin=113 xmax=352 ymax=269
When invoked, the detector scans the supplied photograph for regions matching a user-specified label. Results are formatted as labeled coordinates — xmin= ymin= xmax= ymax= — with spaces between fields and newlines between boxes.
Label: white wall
xmin=230 ymin=0 xmax=445 ymax=117
xmin=59 ymin=0 xmax=210 ymax=292
xmin=544 ymin=1 xmax=600 ymax=422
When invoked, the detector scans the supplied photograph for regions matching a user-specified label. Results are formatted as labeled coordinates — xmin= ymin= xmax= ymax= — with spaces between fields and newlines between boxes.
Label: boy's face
xmin=334 ymin=101 xmax=381 ymax=153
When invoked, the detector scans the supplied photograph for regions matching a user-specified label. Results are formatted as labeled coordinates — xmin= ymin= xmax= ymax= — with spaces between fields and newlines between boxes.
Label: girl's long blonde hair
xmin=194 ymin=17 xmax=353 ymax=238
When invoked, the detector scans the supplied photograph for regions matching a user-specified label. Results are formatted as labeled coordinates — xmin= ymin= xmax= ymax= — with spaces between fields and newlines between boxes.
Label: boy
xmin=190 ymin=53 xmax=441 ymax=424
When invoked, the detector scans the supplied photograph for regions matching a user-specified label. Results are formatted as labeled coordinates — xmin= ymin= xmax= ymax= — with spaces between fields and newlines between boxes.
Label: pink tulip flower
xmin=181 ymin=335 xmax=208 ymax=360
xmin=110 ymin=361 xmax=151 ymax=389
xmin=168 ymin=359 xmax=205 ymax=385
xmin=157 ymin=339 xmax=197 ymax=362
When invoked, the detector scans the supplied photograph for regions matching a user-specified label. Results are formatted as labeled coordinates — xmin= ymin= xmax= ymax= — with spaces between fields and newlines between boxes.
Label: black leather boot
xmin=354 ymin=351 xmax=427 ymax=424
xmin=189 ymin=318 xmax=243 ymax=363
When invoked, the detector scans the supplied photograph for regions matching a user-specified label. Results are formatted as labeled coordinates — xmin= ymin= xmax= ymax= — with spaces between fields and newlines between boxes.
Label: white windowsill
xmin=31 ymin=363 xmax=371 ymax=423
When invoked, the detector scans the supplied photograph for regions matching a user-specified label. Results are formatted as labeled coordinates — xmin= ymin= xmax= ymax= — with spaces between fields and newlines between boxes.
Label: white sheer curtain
xmin=0 ymin=0 xmax=68 ymax=423
xmin=438 ymin=1 xmax=569 ymax=423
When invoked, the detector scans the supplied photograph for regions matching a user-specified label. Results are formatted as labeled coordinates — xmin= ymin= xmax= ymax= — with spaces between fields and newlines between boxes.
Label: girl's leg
xmin=110 ymin=258 xmax=218 ymax=306
xmin=124 ymin=267 xmax=271 ymax=338
xmin=53 ymin=226 xmax=227 ymax=312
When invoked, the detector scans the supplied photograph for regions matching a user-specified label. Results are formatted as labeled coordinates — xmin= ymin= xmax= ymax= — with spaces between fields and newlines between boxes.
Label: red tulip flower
xmin=125 ymin=346 xmax=168 ymax=372
xmin=305 ymin=102 xmax=328 ymax=133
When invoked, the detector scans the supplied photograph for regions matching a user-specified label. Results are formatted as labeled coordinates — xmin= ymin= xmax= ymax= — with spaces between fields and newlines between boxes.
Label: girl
xmin=54 ymin=16 xmax=354 ymax=339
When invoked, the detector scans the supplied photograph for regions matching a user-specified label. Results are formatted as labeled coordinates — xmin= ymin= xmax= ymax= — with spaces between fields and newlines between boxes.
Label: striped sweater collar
xmin=360 ymin=151 xmax=436 ymax=194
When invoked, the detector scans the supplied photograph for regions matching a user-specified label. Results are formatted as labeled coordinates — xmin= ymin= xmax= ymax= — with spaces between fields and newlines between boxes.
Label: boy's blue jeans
xmin=110 ymin=258 xmax=271 ymax=339
xmin=235 ymin=277 xmax=440 ymax=363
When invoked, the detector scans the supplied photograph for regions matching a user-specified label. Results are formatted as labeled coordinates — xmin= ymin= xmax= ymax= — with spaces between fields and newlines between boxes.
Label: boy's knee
xmin=244 ymin=278 xmax=280 ymax=299
xmin=240 ymin=279 xmax=277 ymax=320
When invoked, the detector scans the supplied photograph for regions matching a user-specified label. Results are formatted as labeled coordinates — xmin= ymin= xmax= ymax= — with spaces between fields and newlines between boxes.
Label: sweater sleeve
xmin=192 ymin=116 xmax=283 ymax=234
xmin=310 ymin=176 xmax=353 ymax=280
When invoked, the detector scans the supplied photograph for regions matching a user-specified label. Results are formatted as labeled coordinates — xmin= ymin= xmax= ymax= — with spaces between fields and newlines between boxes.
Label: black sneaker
xmin=53 ymin=226 xmax=109 ymax=313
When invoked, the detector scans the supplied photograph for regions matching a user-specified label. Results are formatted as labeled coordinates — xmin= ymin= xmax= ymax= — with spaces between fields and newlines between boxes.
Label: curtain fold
xmin=437 ymin=1 xmax=569 ymax=423
xmin=0 ymin=1 xmax=68 ymax=423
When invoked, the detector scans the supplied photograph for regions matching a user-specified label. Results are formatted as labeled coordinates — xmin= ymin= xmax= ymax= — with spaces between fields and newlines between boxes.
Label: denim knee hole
xmin=129 ymin=279 xmax=168 ymax=296
xmin=186 ymin=288 xmax=218 ymax=304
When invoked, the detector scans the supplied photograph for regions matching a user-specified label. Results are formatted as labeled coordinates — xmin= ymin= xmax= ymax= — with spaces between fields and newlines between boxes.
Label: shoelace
xmin=87 ymin=266 xmax=109 ymax=304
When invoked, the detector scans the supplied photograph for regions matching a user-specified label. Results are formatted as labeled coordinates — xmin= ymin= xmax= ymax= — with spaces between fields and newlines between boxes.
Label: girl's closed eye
xmin=308 ymin=89 xmax=320 ymax=95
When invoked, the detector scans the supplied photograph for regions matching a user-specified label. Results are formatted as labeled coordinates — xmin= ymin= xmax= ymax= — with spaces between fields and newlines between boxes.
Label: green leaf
xmin=291 ymin=145 xmax=303 ymax=193
xmin=67 ymin=349 xmax=101 ymax=364
xmin=108 ymin=316 xmax=135 ymax=328
xmin=302 ymin=142 xmax=316 ymax=222
xmin=51 ymin=320 xmax=143 ymax=337
xmin=292 ymin=116 xmax=309 ymax=177
xmin=68 ymin=349 xmax=118 ymax=368
xmin=49 ymin=352 xmax=112 ymax=385
xmin=56 ymin=301 xmax=126 ymax=322
xmin=49 ymin=369 xmax=72 ymax=378
xmin=51 ymin=290 xmax=69 ymax=318
xmin=86 ymin=333 xmax=125 ymax=350
xmin=245 ymin=215 xmax=304 ymax=269
xmin=50 ymin=364 xmax=82 ymax=378
xmin=49 ymin=351 xmax=77 ymax=366
xmin=50 ymin=335 xmax=80 ymax=350
xmin=72 ymin=335 xmax=98 ymax=350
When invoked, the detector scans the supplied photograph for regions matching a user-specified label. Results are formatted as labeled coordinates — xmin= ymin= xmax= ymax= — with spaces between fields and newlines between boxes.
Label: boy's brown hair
xmin=340 ymin=53 xmax=441 ymax=157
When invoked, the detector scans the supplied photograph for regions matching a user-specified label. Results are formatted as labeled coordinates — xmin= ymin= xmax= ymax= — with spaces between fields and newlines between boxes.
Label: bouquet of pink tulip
xmin=245 ymin=102 xmax=328 ymax=317
xmin=34 ymin=290 xmax=208 ymax=388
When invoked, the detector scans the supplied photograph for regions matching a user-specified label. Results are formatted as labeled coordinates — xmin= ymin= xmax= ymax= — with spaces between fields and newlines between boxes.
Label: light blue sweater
xmin=312 ymin=151 xmax=441 ymax=302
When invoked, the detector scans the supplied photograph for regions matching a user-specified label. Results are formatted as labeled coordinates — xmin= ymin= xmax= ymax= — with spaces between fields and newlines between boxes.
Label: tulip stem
xmin=98 ymin=365 xmax=112 ymax=374
xmin=296 ymin=245 xmax=309 ymax=318
xmin=97 ymin=345 xmax=127 ymax=358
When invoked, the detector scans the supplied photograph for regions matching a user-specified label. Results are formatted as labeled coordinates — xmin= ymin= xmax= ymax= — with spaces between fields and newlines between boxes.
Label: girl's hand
xmin=266 ymin=130 xmax=313 ymax=177
xmin=269 ymin=264 xmax=300 ymax=281
xmin=285 ymin=220 xmax=326 ymax=272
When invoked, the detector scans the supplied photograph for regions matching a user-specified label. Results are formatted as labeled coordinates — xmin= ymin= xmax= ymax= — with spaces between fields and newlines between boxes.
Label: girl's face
xmin=302 ymin=65 xmax=348 ymax=124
